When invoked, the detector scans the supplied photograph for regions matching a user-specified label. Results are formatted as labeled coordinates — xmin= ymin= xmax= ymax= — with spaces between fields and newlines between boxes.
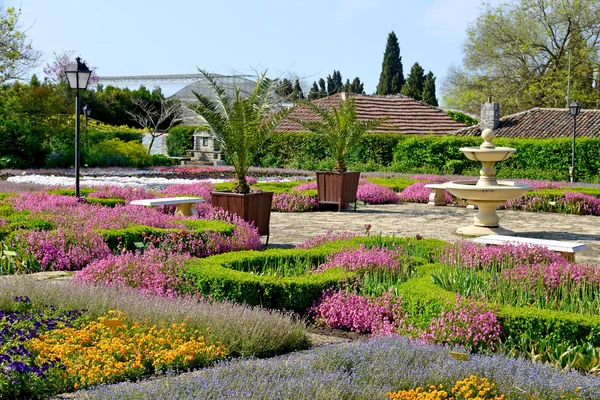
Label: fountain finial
xmin=480 ymin=128 xmax=495 ymax=149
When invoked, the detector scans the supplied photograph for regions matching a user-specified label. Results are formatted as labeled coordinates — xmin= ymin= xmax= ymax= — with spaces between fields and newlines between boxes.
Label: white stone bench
xmin=424 ymin=184 xmax=447 ymax=206
xmin=129 ymin=197 xmax=205 ymax=217
xmin=473 ymin=234 xmax=588 ymax=262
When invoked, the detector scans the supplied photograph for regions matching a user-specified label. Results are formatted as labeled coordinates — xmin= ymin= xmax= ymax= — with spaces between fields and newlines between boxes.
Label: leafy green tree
xmin=0 ymin=5 xmax=41 ymax=83
xmin=402 ymin=62 xmax=425 ymax=100
xmin=442 ymin=0 xmax=600 ymax=115
xmin=376 ymin=31 xmax=404 ymax=95
xmin=422 ymin=71 xmax=438 ymax=106
xmin=326 ymin=70 xmax=343 ymax=95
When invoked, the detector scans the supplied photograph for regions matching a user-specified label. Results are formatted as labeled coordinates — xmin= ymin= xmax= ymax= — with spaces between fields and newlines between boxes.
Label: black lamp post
xmin=568 ymin=100 xmax=581 ymax=183
xmin=65 ymin=57 xmax=92 ymax=198
xmin=82 ymin=104 xmax=91 ymax=152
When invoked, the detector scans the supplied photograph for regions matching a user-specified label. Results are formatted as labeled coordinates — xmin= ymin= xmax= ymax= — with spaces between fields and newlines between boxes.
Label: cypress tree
xmin=376 ymin=31 xmax=404 ymax=95
xmin=333 ymin=70 xmax=343 ymax=92
xmin=401 ymin=62 xmax=425 ymax=100
xmin=308 ymin=82 xmax=319 ymax=100
xmin=350 ymin=77 xmax=364 ymax=94
xmin=293 ymin=79 xmax=304 ymax=100
xmin=422 ymin=71 xmax=438 ymax=106
xmin=276 ymin=78 xmax=293 ymax=98
xmin=318 ymin=78 xmax=327 ymax=98
xmin=343 ymin=78 xmax=351 ymax=93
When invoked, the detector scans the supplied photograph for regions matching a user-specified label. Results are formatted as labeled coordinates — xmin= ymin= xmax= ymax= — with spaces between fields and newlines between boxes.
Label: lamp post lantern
xmin=568 ymin=100 xmax=581 ymax=183
xmin=65 ymin=57 xmax=92 ymax=198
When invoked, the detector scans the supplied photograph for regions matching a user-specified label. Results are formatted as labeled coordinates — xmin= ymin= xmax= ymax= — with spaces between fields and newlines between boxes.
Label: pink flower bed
xmin=87 ymin=185 xmax=156 ymax=203
xmin=8 ymin=192 xmax=260 ymax=271
xmin=296 ymin=230 xmax=357 ymax=249
xmin=292 ymin=181 xmax=317 ymax=191
xmin=159 ymin=181 xmax=215 ymax=203
xmin=419 ymin=295 xmax=501 ymax=351
xmin=272 ymin=192 xmax=319 ymax=212
xmin=356 ymin=183 xmax=399 ymax=204
xmin=311 ymin=289 xmax=405 ymax=335
xmin=316 ymin=245 xmax=402 ymax=273
xmin=73 ymin=248 xmax=194 ymax=298
xmin=398 ymin=182 xmax=454 ymax=204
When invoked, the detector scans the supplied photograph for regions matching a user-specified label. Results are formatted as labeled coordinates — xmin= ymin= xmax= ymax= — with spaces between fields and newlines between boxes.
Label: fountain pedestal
xmin=444 ymin=129 xmax=533 ymax=236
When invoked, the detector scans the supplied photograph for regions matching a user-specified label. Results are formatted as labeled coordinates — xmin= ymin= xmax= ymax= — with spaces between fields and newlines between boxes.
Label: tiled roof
xmin=453 ymin=108 xmax=600 ymax=138
xmin=275 ymin=93 xmax=467 ymax=134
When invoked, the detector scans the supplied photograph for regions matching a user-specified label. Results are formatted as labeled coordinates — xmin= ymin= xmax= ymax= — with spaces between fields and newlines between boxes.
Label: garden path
xmin=268 ymin=202 xmax=600 ymax=266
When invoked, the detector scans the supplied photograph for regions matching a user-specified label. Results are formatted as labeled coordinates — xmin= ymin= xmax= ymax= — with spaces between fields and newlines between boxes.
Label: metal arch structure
xmin=97 ymin=73 xmax=254 ymax=84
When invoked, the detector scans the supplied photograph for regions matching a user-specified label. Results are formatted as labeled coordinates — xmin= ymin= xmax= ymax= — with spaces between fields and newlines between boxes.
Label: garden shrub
xmin=166 ymin=126 xmax=210 ymax=157
xmin=87 ymin=138 xmax=152 ymax=167
xmin=151 ymin=154 xmax=175 ymax=166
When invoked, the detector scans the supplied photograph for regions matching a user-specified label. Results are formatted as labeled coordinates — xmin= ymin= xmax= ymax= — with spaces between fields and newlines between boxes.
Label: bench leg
xmin=174 ymin=203 xmax=193 ymax=217
xmin=428 ymin=189 xmax=446 ymax=206
xmin=560 ymin=252 xmax=575 ymax=262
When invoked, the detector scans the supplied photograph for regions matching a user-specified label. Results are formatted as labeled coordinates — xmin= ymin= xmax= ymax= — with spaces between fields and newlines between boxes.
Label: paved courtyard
xmin=268 ymin=202 xmax=600 ymax=265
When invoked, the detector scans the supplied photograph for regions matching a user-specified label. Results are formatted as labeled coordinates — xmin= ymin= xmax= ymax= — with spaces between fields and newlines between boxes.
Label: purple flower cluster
xmin=500 ymin=191 xmax=600 ymax=216
xmin=356 ymin=183 xmax=399 ymax=204
xmin=419 ymin=294 xmax=501 ymax=351
xmin=292 ymin=181 xmax=317 ymax=192
xmin=311 ymin=289 xmax=405 ymax=335
xmin=159 ymin=182 xmax=215 ymax=203
xmin=398 ymin=182 xmax=454 ymax=204
xmin=73 ymin=248 xmax=194 ymax=298
xmin=272 ymin=192 xmax=319 ymax=212
xmin=442 ymin=241 xmax=564 ymax=270
xmin=316 ymin=245 xmax=402 ymax=273
xmin=87 ymin=185 xmax=156 ymax=203
xmin=295 ymin=230 xmax=357 ymax=249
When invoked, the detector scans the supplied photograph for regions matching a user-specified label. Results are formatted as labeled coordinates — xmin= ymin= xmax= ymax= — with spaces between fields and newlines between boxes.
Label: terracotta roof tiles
xmin=453 ymin=108 xmax=600 ymax=138
xmin=275 ymin=93 xmax=467 ymax=135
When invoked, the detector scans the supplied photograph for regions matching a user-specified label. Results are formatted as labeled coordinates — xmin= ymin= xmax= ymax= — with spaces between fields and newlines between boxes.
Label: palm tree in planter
xmin=295 ymin=95 xmax=382 ymax=211
xmin=189 ymin=70 xmax=290 ymax=243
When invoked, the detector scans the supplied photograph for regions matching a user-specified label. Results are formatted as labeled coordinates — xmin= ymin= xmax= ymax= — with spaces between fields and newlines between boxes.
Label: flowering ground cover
xmin=77 ymin=337 xmax=599 ymax=399
xmin=0 ymin=279 xmax=310 ymax=398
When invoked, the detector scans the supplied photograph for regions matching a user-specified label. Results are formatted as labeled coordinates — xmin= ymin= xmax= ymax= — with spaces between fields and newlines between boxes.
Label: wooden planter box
xmin=211 ymin=191 xmax=273 ymax=243
xmin=315 ymin=171 xmax=361 ymax=212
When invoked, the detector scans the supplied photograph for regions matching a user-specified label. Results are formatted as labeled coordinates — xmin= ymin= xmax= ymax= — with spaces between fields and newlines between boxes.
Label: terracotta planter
xmin=211 ymin=191 xmax=273 ymax=243
xmin=315 ymin=171 xmax=361 ymax=212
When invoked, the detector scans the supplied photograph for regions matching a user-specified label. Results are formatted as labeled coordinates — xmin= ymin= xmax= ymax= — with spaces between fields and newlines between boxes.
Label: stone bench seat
xmin=473 ymin=234 xmax=588 ymax=262
xmin=424 ymin=184 xmax=447 ymax=206
xmin=129 ymin=197 xmax=205 ymax=217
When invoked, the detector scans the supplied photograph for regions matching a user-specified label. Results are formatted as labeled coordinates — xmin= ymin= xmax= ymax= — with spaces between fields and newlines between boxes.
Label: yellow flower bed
xmin=387 ymin=376 xmax=504 ymax=400
xmin=28 ymin=311 xmax=226 ymax=389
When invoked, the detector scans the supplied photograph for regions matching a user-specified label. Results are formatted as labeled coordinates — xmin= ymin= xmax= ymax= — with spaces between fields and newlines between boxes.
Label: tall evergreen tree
xmin=350 ymin=77 xmax=364 ymax=94
xmin=376 ymin=31 xmax=404 ymax=95
xmin=343 ymin=79 xmax=351 ymax=93
xmin=401 ymin=62 xmax=425 ymax=100
xmin=422 ymin=71 xmax=438 ymax=106
xmin=276 ymin=78 xmax=294 ymax=98
xmin=318 ymin=78 xmax=327 ymax=97
xmin=292 ymin=79 xmax=304 ymax=100
xmin=308 ymin=82 xmax=320 ymax=100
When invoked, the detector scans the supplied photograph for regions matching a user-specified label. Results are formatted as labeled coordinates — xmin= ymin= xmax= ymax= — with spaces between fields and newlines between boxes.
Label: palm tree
xmin=295 ymin=97 xmax=382 ymax=173
xmin=189 ymin=70 xmax=290 ymax=193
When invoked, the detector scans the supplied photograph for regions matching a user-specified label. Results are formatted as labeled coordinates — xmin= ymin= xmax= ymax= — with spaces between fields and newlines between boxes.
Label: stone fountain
xmin=445 ymin=128 xmax=533 ymax=236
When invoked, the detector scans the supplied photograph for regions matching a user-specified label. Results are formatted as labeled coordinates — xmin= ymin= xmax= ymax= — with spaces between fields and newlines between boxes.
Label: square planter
xmin=315 ymin=171 xmax=361 ymax=212
xmin=211 ymin=191 xmax=273 ymax=243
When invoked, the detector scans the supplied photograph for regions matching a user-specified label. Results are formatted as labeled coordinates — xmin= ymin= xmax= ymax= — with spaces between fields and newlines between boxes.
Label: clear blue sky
xmin=10 ymin=0 xmax=504 ymax=103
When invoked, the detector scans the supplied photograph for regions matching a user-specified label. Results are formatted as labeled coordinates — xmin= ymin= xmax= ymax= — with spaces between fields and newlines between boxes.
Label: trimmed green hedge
xmin=98 ymin=220 xmax=235 ymax=251
xmin=397 ymin=269 xmax=600 ymax=347
xmin=258 ymin=133 xmax=600 ymax=182
xmin=185 ymin=248 xmax=352 ymax=312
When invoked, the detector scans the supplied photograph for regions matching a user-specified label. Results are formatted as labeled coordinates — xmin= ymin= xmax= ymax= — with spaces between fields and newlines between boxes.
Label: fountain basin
xmin=459 ymin=147 xmax=515 ymax=163
xmin=445 ymin=180 xmax=533 ymax=202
